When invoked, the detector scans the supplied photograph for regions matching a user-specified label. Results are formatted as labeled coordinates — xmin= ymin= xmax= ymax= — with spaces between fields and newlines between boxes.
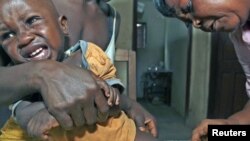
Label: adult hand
xmin=124 ymin=100 xmax=158 ymax=138
xmin=31 ymin=60 xmax=109 ymax=130
xmin=191 ymin=119 xmax=238 ymax=141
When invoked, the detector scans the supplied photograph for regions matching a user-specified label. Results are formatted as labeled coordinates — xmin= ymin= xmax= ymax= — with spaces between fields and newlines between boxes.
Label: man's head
xmin=0 ymin=0 xmax=69 ymax=64
xmin=154 ymin=0 xmax=250 ymax=32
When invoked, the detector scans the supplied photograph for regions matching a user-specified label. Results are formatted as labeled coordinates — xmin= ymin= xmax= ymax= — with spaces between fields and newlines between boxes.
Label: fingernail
xmin=139 ymin=127 xmax=146 ymax=132
xmin=108 ymin=102 xmax=112 ymax=106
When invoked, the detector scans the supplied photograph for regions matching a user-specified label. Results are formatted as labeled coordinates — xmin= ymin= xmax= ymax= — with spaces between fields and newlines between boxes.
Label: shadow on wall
xmin=0 ymin=106 xmax=11 ymax=128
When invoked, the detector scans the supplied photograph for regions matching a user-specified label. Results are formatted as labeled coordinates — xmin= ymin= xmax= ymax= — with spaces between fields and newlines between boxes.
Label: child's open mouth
xmin=22 ymin=45 xmax=50 ymax=61
xmin=242 ymin=20 xmax=250 ymax=44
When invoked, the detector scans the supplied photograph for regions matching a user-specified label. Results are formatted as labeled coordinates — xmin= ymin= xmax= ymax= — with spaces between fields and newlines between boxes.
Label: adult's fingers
xmin=134 ymin=114 xmax=146 ymax=132
xmin=82 ymin=100 xmax=98 ymax=125
xmin=191 ymin=131 xmax=202 ymax=141
xmin=49 ymin=110 xmax=73 ymax=130
xmin=145 ymin=119 xmax=158 ymax=137
xmin=97 ymin=80 xmax=110 ymax=97
xmin=95 ymin=91 xmax=109 ymax=114
xmin=191 ymin=124 xmax=207 ymax=141
xmin=69 ymin=105 xmax=85 ymax=127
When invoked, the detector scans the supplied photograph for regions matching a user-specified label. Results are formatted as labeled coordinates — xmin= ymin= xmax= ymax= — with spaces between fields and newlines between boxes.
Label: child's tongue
xmin=242 ymin=21 xmax=250 ymax=44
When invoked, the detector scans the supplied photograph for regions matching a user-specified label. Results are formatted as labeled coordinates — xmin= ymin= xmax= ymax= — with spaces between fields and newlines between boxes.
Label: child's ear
xmin=58 ymin=16 xmax=69 ymax=35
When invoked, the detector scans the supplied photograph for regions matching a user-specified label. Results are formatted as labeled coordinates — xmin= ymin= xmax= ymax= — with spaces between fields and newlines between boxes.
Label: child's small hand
xmin=92 ymin=73 xmax=120 ymax=106
xmin=97 ymin=79 xmax=120 ymax=106
xmin=27 ymin=108 xmax=59 ymax=140
xmin=123 ymin=98 xmax=158 ymax=138
xmin=106 ymin=86 xmax=120 ymax=106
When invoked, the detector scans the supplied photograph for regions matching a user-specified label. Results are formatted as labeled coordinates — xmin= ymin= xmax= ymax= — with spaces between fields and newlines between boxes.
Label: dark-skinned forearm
xmin=0 ymin=62 xmax=39 ymax=105
xmin=15 ymin=101 xmax=45 ymax=129
xmin=118 ymin=94 xmax=134 ymax=112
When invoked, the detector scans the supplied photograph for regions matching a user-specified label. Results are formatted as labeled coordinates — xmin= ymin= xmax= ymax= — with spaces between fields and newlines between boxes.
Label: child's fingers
xmin=41 ymin=134 xmax=49 ymax=141
xmin=191 ymin=120 xmax=209 ymax=141
xmin=108 ymin=87 xmax=114 ymax=106
xmin=27 ymin=115 xmax=58 ymax=140
xmin=115 ymin=95 xmax=120 ymax=105
xmin=110 ymin=87 xmax=120 ymax=106
xmin=192 ymin=128 xmax=204 ymax=141
xmin=134 ymin=114 xmax=146 ymax=132
xmin=114 ymin=88 xmax=120 ymax=105
xmin=145 ymin=119 xmax=158 ymax=138
xmin=27 ymin=120 xmax=39 ymax=137
xmin=97 ymin=80 xmax=110 ymax=97
xmin=108 ymin=87 xmax=121 ymax=106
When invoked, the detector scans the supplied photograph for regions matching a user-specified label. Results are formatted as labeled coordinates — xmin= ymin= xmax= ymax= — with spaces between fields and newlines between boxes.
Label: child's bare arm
xmin=15 ymin=101 xmax=58 ymax=140
xmin=119 ymin=94 xmax=158 ymax=138
xmin=91 ymin=72 xmax=120 ymax=106
xmin=27 ymin=108 xmax=58 ymax=140
xmin=15 ymin=101 xmax=45 ymax=129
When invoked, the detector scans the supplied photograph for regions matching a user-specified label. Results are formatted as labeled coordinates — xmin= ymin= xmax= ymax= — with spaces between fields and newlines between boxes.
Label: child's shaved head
xmin=0 ymin=0 xmax=59 ymax=19
xmin=0 ymin=0 xmax=68 ymax=64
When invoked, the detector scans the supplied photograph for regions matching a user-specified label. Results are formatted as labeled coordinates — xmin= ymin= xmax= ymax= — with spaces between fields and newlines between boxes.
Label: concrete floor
xmin=138 ymin=99 xmax=193 ymax=141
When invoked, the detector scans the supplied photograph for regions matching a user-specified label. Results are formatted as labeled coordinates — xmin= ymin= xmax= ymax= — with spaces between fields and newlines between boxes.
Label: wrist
xmin=120 ymin=95 xmax=133 ymax=111
xmin=227 ymin=117 xmax=240 ymax=124
xmin=28 ymin=60 xmax=58 ymax=94
xmin=25 ymin=61 xmax=49 ymax=94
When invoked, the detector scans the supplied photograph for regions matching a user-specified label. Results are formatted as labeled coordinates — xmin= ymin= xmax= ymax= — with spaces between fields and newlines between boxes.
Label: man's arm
xmin=0 ymin=60 xmax=109 ymax=130
xmin=0 ymin=62 xmax=38 ymax=104
xmin=191 ymin=27 xmax=250 ymax=141
xmin=191 ymin=100 xmax=250 ymax=141
xmin=228 ymin=100 xmax=250 ymax=124
xmin=228 ymin=29 xmax=250 ymax=123
xmin=15 ymin=101 xmax=45 ymax=129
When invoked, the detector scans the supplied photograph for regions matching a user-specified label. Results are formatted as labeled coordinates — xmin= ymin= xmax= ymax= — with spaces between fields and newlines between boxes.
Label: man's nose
xmin=17 ymin=30 xmax=34 ymax=48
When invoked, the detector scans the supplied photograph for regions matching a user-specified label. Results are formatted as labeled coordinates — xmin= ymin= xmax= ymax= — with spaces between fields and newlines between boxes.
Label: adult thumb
xmin=134 ymin=115 xmax=146 ymax=132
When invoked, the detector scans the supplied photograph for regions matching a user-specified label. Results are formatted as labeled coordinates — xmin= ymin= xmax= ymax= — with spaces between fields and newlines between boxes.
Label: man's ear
xmin=58 ymin=15 xmax=69 ymax=35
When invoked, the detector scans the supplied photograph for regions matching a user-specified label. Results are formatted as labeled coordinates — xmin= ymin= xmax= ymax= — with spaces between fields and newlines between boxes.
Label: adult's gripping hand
xmin=31 ymin=60 xmax=109 ymax=130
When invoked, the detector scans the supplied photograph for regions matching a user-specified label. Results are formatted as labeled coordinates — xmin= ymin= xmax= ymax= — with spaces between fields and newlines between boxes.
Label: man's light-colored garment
xmin=0 ymin=41 xmax=135 ymax=141
xmin=104 ymin=8 xmax=117 ymax=63
xmin=230 ymin=30 xmax=250 ymax=98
